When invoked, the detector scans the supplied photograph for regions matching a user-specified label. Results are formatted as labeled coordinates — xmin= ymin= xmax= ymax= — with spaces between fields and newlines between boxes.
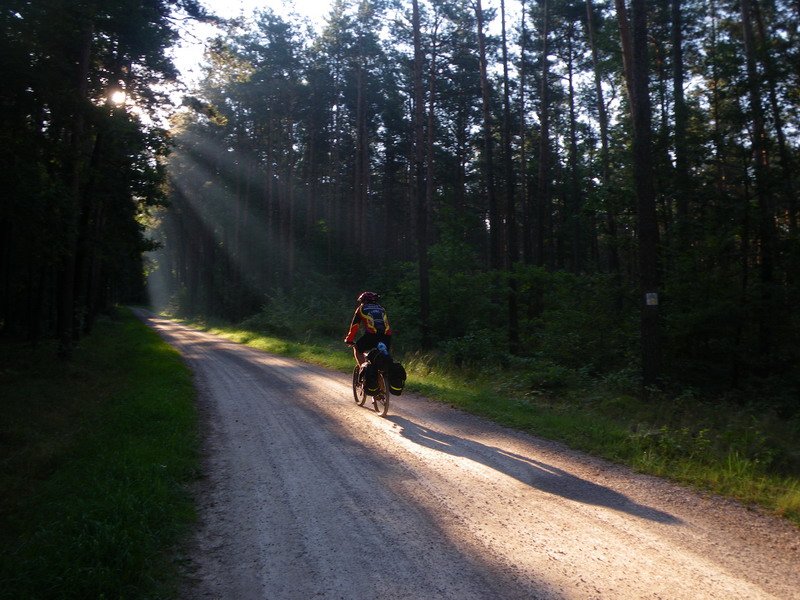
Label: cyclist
xmin=344 ymin=291 xmax=392 ymax=365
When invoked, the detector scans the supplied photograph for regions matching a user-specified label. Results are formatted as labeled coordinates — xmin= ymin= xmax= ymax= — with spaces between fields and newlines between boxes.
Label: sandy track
xmin=132 ymin=309 xmax=800 ymax=599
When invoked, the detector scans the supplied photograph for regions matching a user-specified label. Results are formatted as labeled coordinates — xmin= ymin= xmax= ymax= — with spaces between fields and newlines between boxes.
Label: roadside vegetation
xmin=179 ymin=280 xmax=800 ymax=529
xmin=0 ymin=309 xmax=198 ymax=599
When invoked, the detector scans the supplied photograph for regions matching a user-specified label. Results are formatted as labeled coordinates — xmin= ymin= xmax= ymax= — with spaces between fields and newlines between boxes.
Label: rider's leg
xmin=353 ymin=345 xmax=366 ymax=365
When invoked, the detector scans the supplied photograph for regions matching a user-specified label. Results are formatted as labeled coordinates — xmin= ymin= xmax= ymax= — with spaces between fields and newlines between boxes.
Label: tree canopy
xmin=151 ymin=0 xmax=800 ymax=407
xmin=0 ymin=0 xmax=205 ymax=356
xmin=4 ymin=0 xmax=800 ymax=410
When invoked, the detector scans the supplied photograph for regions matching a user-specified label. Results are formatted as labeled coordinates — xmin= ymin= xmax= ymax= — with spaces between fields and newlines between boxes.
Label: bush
xmin=439 ymin=330 xmax=500 ymax=368
xmin=513 ymin=267 xmax=637 ymax=375
xmin=240 ymin=281 xmax=351 ymax=341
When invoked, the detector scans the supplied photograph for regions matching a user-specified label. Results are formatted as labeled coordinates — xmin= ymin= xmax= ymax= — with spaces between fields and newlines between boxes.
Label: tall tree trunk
xmin=500 ymin=0 xmax=519 ymax=354
xmin=708 ymin=0 xmax=728 ymax=198
xmin=566 ymin=24 xmax=583 ymax=272
xmin=426 ymin=13 xmax=441 ymax=258
xmin=671 ymin=0 xmax=690 ymax=244
xmin=476 ymin=0 xmax=500 ymax=271
xmin=519 ymin=0 xmax=533 ymax=266
xmin=58 ymin=20 xmax=93 ymax=359
xmin=536 ymin=0 xmax=552 ymax=270
xmin=76 ymin=120 xmax=108 ymax=336
xmin=286 ymin=119 xmax=297 ymax=292
xmin=455 ymin=112 xmax=468 ymax=218
xmin=585 ymin=0 xmax=621 ymax=301
xmin=740 ymin=0 xmax=775 ymax=364
xmin=412 ymin=0 xmax=431 ymax=349
xmin=355 ymin=62 xmax=369 ymax=258
xmin=615 ymin=0 xmax=662 ymax=387
xmin=264 ymin=115 xmax=277 ymax=290
xmin=752 ymin=0 xmax=796 ymax=235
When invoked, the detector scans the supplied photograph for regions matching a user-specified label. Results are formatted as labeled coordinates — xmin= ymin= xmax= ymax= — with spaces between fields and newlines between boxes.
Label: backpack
xmin=387 ymin=361 xmax=407 ymax=396
xmin=362 ymin=303 xmax=387 ymax=334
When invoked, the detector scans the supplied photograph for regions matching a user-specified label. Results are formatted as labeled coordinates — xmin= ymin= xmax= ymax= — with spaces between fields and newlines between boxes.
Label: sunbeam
xmin=146 ymin=125 xmax=341 ymax=318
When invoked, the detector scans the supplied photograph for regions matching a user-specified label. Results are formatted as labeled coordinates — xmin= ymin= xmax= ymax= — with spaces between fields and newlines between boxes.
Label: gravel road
xmin=132 ymin=309 xmax=800 ymax=600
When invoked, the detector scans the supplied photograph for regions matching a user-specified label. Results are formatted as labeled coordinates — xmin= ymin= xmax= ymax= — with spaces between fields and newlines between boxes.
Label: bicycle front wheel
xmin=372 ymin=373 xmax=389 ymax=416
xmin=352 ymin=366 xmax=367 ymax=406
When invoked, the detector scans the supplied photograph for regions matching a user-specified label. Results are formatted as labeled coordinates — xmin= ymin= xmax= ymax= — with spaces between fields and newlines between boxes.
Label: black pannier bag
xmin=387 ymin=362 xmax=407 ymax=396
xmin=367 ymin=348 xmax=392 ymax=372
xmin=361 ymin=361 xmax=380 ymax=396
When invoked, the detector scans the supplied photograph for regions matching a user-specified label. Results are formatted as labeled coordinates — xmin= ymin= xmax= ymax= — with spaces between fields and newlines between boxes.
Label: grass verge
xmin=183 ymin=317 xmax=800 ymax=528
xmin=0 ymin=308 xmax=198 ymax=599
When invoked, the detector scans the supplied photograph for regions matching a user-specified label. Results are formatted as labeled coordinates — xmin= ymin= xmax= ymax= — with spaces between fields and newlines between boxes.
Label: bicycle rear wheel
xmin=372 ymin=372 xmax=389 ymax=416
xmin=352 ymin=366 xmax=367 ymax=406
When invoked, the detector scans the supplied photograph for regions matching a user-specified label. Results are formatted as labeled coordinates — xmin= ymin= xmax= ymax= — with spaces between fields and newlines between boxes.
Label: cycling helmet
xmin=357 ymin=291 xmax=380 ymax=304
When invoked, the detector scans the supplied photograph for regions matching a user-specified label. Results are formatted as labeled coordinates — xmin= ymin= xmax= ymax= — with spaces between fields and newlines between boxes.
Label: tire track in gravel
xmin=132 ymin=309 xmax=800 ymax=600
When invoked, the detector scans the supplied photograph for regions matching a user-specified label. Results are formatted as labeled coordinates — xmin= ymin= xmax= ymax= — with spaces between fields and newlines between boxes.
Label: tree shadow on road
xmin=389 ymin=416 xmax=680 ymax=525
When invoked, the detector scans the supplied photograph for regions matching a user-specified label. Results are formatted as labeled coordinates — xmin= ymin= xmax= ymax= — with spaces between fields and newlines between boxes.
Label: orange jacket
xmin=344 ymin=303 xmax=392 ymax=343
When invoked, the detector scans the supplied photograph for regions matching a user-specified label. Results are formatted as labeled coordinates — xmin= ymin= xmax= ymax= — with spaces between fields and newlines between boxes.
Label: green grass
xmin=184 ymin=318 xmax=800 ymax=528
xmin=0 ymin=309 xmax=198 ymax=599
xmin=195 ymin=320 xmax=354 ymax=373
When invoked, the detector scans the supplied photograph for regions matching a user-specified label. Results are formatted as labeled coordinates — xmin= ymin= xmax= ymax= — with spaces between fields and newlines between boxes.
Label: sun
xmin=111 ymin=90 xmax=127 ymax=104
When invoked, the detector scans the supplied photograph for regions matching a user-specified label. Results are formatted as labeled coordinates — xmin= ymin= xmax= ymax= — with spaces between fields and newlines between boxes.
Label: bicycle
xmin=351 ymin=348 xmax=390 ymax=417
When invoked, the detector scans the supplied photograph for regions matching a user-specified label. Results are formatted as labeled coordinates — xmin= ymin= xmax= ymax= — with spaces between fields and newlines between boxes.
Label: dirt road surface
xmin=133 ymin=309 xmax=800 ymax=600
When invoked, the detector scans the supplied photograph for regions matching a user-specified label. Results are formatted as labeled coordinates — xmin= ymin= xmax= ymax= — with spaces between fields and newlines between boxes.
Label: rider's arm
xmin=344 ymin=309 xmax=361 ymax=344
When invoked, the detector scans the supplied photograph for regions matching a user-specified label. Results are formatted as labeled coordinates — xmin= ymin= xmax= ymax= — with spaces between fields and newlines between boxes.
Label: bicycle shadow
xmin=388 ymin=416 xmax=680 ymax=525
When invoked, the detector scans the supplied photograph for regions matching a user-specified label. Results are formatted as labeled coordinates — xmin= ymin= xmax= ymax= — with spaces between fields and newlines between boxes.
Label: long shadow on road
xmin=389 ymin=415 xmax=681 ymax=525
